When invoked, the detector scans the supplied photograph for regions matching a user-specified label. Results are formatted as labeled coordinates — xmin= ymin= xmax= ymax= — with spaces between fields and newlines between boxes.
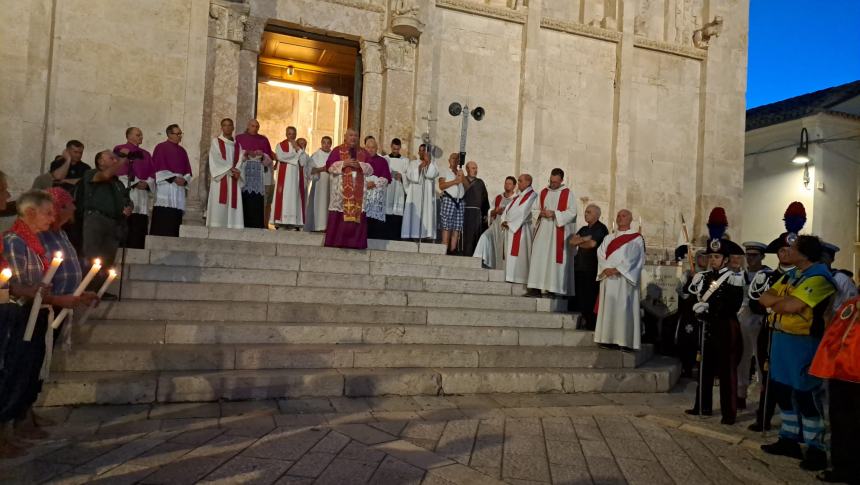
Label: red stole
xmin=494 ymin=194 xmax=503 ymax=211
xmin=606 ymin=232 xmax=642 ymax=258
xmin=539 ymin=187 xmax=570 ymax=264
xmin=217 ymin=138 xmax=239 ymax=209
xmin=274 ymin=141 xmax=306 ymax=222
xmin=507 ymin=189 xmax=533 ymax=257
xmin=594 ymin=231 xmax=643 ymax=315
xmin=340 ymin=148 xmax=365 ymax=223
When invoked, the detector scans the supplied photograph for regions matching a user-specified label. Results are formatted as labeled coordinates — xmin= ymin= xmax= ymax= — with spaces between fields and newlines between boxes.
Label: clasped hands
xmin=539 ymin=209 xmax=555 ymax=219
xmin=599 ymin=267 xmax=621 ymax=278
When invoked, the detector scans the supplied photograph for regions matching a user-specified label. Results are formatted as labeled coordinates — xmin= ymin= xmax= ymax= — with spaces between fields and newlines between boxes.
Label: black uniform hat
xmin=765 ymin=202 xmax=807 ymax=253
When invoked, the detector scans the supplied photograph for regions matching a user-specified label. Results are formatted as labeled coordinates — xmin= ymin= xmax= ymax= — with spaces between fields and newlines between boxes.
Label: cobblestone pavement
xmin=0 ymin=380 xmax=822 ymax=484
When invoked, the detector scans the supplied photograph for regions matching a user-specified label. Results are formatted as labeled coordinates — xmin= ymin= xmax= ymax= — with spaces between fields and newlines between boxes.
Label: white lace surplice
xmin=363 ymin=175 xmax=389 ymax=222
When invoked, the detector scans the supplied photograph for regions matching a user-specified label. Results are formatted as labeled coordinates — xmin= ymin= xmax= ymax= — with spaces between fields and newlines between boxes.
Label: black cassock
xmin=461 ymin=177 xmax=489 ymax=256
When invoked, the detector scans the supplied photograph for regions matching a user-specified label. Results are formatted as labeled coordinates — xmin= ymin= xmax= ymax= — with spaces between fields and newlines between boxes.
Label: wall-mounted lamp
xmin=792 ymin=127 xmax=811 ymax=164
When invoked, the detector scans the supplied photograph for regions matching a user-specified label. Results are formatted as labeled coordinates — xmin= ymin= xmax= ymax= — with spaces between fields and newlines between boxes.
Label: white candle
xmin=96 ymin=269 xmax=118 ymax=297
xmin=77 ymin=269 xmax=118 ymax=327
xmin=51 ymin=258 xmax=102 ymax=329
xmin=24 ymin=251 xmax=63 ymax=341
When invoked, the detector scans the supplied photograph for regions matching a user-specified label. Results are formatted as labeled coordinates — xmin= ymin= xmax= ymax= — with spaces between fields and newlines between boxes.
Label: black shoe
xmin=525 ymin=289 xmax=541 ymax=298
xmin=685 ymin=408 xmax=712 ymax=416
xmin=620 ymin=347 xmax=636 ymax=353
xmin=817 ymin=469 xmax=859 ymax=484
xmin=737 ymin=398 xmax=747 ymax=410
xmin=800 ymin=447 xmax=828 ymax=471
xmin=761 ymin=438 xmax=803 ymax=459
xmin=101 ymin=292 xmax=118 ymax=301
xmin=748 ymin=421 xmax=772 ymax=432
xmin=720 ymin=416 xmax=736 ymax=425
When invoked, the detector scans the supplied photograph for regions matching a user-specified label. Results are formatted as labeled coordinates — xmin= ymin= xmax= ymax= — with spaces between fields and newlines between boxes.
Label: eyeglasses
xmin=170 ymin=132 xmax=183 ymax=136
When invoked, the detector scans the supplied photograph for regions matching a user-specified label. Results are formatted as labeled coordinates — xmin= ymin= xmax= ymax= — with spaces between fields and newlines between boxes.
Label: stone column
xmin=237 ymin=16 xmax=265 ymax=127
xmin=197 ymin=0 xmax=248 ymax=201
xmin=608 ymin=0 xmax=636 ymax=219
xmin=693 ymin=1 xmax=746 ymax=235
xmin=381 ymin=35 xmax=417 ymax=153
xmin=359 ymin=39 xmax=384 ymax=138
xmin=515 ymin=0 xmax=542 ymax=176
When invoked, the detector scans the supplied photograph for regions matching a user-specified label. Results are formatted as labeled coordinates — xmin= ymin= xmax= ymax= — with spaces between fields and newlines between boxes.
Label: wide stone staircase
xmin=40 ymin=226 xmax=680 ymax=406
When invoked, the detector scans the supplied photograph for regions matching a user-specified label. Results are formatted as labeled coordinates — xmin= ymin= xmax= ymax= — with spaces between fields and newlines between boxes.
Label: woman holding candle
xmin=0 ymin=170 xmax=34 ymax=457
xmin=1 ymin=189 xmax=81 ymax=446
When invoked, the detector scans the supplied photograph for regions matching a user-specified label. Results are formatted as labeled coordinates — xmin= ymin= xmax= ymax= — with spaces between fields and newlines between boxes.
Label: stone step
xmin=71 ymin=320 xmax=590 ymax=347
xmin=130 ymin=250 xmax=495 ymax=282
xmin=118 ymin=281 xmax=544 ymax=312
xmin=91 ymin=301 xmax=576 ymax=329
xmin=125 ymin=264 xmax=519 ymax=296
xmin=179 ymin=225 xmax=448 ymax=254
xmin=143 ymin=236 xmax=483 ymax=269
xmin=52 ymin=343 xmax=651 ymax=372
xmin=38 ymin=357 xmax=681 ymax=405
xmin=121 ymin=268 xmax=515 ymax=298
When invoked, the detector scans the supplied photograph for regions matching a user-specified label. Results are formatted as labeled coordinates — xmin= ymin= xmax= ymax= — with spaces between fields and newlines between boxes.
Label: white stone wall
xmin=627 ymin=48 xmax=701 ymax=248
xmin=744 ymin=114 xmax=860 ymax=274
xmin=0 ymin=0 xmax=209 ymax=196
xmin=421 ymin=8 xmax=524 ymax=192
xmin=532 ymin=29 xmax=616 ymax=213
xmin=2 ymin=0 xmax=750 ymax=254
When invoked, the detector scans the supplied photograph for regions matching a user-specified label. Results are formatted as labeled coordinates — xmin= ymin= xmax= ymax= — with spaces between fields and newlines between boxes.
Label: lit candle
xmin=51 ymin=258 xmax=102 ymax=329
xmin=77 ymin=269 xmax=118 ymax=327
xmin=639 ymin=216 xmax=643 ymax=233
xmin=96 ymin=268 xmax=118 ymax=297
xmin=0 ymin=267 xmax=11 ymax=304
xmin=24 ymin=251 xmax=63 ymax=341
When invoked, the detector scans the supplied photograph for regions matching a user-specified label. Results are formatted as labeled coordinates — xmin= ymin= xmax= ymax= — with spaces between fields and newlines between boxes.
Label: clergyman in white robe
xmin=206 ymin=135 xmax=244 ymax=228
xmin=401 ymin=157 xmax=439 ymax=239
xmin=527 ymin=184 xmax=577 ymax=294
xmin=473 ymin=192 xmax=515 ymax=269
xmin=271 ymin=138 xmax=307 ymax=227
xmin=304 ymin=147 xmax=331 ymax=232
xmin=593 ymin=227 xmax=645 ymax=350
xmin=501 ymin=186 xmax=537 ymax=284
xmin=384 ymin=153 xmax=409 ymax=238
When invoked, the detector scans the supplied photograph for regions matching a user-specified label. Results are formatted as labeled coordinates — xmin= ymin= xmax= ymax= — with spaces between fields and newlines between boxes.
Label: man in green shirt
xmin=79 ymin=150 xmax=132 ymax=297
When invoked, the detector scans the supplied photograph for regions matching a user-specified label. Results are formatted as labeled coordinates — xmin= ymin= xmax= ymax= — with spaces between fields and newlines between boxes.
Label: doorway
xmin=256 ymin=27 xmax=361 ymax=150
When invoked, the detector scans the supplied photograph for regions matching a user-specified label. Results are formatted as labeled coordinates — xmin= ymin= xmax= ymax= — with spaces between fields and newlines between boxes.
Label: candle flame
xmin=54 ymin=251 xmax=63 ymax=260
xmin=1 ymin=268 xmax=11 ymax=279
xmin=94 ymin=258 xmax=102 ymax=266
xmin=108 ymin=269 xmax=118 ymax=277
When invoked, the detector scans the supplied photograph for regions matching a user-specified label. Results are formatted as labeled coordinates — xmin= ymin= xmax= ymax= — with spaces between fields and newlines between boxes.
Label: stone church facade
xmin=2 ymin=0 xmax=748 ymax=251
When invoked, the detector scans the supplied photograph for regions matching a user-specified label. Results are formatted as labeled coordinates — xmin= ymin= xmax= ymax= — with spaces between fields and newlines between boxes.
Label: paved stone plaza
xmin=0 ymin=381 xmax=819 ymax=485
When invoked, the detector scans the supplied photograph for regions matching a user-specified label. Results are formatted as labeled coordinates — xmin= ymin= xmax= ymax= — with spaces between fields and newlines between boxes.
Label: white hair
xmin=16 ymin=189 xmax=52 ymax=216
xmin=586 ymin=203 xmax=601 ymax=218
